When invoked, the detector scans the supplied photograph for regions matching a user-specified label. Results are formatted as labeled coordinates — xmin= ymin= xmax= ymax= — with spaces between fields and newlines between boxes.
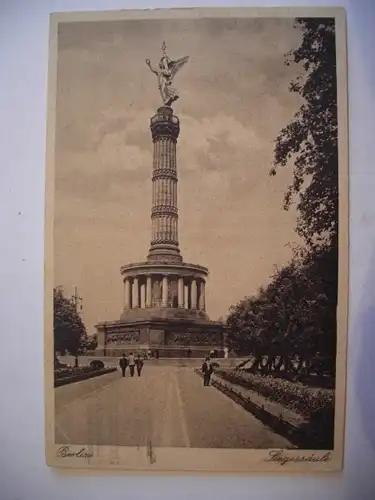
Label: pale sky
xmin=54 ymin=17 xmax=304 ymax=333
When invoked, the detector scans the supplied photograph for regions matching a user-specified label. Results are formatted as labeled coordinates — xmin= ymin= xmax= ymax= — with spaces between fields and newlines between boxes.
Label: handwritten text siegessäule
xmin=266 ymin=449 xmax=332 ymax=466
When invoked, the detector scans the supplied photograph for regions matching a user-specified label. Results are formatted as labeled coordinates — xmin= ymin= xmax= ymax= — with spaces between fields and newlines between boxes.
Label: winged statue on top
xmin=146 ymin=41 xmax=189 ymax=107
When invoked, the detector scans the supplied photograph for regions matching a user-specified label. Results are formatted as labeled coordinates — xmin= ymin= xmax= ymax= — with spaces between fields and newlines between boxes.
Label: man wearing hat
xmin=201 ymin=357 xmax=214 ymax=387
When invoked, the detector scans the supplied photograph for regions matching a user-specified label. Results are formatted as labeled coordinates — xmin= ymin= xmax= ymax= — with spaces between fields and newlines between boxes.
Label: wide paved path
xmin=55 ymin=366 xmax=292 ymax=449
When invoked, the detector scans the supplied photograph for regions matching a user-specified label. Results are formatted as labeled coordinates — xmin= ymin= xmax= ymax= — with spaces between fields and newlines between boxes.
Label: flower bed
xmin=55 ymin=366 xmax=93 ymax=380
xmin=54 ymin=365 xmax=117 ymax=387
xmin=215 ymin=368 xmax=334 ymax=418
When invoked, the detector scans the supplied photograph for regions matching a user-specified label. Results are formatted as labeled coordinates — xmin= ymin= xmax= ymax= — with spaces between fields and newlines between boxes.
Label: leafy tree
xmin=54 ymin=286 xmax=87 ymax=357
xmin=227 ymin=249 xmax=336 ymax=374
xmin=271 ymin=18 xmax=338 ymax=250
xmin=86 ymin=334 xmax=98 ymax=351
xmin=227 ymin=19 xmax=339 ymax=378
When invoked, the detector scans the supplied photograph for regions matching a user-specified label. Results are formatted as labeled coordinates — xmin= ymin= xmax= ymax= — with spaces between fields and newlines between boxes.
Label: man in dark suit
xmin=202 ymin=357 xmax=213 ymax=386
xmin=119 ymin=354 xmax=128 ymax=377
xmin=128 ymin=352 xmax=135 ymax=377
xmin=135 ymin=354 xmax=144 ymax=377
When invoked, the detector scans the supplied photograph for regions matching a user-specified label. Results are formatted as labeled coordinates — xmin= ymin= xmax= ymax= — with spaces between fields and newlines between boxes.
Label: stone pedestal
xmin=95 ymin=317 xmax=226 ymax=358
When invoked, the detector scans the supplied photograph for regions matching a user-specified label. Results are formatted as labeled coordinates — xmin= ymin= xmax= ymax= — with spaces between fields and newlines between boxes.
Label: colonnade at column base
xmin=114 ymin=259 xmax=216 ymax=358
xmin=120 ymin=261 xmax=209 ymax=314
xmin=119 ymin=306 xmax=209 ymax=323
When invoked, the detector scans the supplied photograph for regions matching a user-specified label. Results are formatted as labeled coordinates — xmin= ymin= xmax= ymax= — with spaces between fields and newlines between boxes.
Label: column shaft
xmin=191 ymin=280 xmax=197 ymax=310
xmin=148 ymin=108 xmax=181 ymax=261
xmin=146 ymin=276 xmax=152 ymax=307
xmin=133 ymin=277 xmax=139 ymax=308
xmin=142 ymin=283 xmax=146 ymax=308
xmin=124 ymin=279 xmax=130 ymax=309
xmin=199 ymin=281 xmax=206 ymax=311
xmin=178 ymin=277 xmax=184 ymax=308
xmin=162 ymin=276 xmax=168 ymax=308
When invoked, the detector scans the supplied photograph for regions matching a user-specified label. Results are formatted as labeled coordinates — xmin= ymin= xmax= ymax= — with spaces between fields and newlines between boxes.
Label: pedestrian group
xmin=119 ymin=349 xmax=225 ymax=386
xmin=119 ymin=352 xmax=144 ymax=378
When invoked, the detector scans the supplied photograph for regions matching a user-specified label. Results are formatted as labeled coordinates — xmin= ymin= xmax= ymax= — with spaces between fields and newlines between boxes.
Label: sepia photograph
xmin=44 ymin=7 xmax=348 ymax=473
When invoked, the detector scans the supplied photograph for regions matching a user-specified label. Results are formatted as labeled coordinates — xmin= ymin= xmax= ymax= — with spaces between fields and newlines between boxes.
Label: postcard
xmin=45 ymin=7 xmax=348 ymax=473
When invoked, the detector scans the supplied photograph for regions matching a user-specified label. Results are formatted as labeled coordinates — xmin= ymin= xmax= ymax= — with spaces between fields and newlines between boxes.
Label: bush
xmin=216 ymin=368 xmax=334 ymax=417
xmin=90 ymin=360 xmax=104 ymax=370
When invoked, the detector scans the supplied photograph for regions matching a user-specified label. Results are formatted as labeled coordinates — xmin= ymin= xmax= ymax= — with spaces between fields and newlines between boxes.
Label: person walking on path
xmin=135 ymin=354 xmax=144 ymax=377
xmin=202 ymin=357 xmax=213 ymax=386
xmin=128 ymin=352 xmax=135 ymax=377
xmin=119 ymin=354 xmax=128 ymax=378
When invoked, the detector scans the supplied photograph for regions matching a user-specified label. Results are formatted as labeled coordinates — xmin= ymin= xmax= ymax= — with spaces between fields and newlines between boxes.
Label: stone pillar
xmin=133 ymin=277 xmax=139 ymax=308
xmin=191 ymin=279 xmax=197 ymax=310
xmin=148 ymin=106 xmax=182 ymax=263
xmin=199 ymin=281 xmax=206 ymax=311
xmin=178 ymin=277 xmax=184 ymax=308
xmin=146 ymin=276 xmax=152 ymax=308
xmin=141 ymin=280 xmax=147 ymax=307
xmin=129 ymin=278 xmax=133 ymax=309
xmin=162 ymin=276 xmax=168 ymax=308
xmin=96 ymin=326 xmax=105 ymax=355
xmin=188 ymin=283 xmax=193 ymax=309
xmin=124 ymin=278 xmax=131 ymax=309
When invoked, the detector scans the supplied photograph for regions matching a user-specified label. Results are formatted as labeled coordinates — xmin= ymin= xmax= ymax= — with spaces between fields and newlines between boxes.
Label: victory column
xmin=96 ymin=43 xmax=226 ymax=358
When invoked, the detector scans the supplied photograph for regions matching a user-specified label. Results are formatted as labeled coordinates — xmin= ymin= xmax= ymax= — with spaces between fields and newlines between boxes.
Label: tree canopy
xmin=54 ymin=286 xmax=88 ymax=356
xmin=271 ymin=18 xmax=338 ymax=250
xmin=227 ymin=18 xmax=338 ymax=374
xmin=86 ymin=334 xmax=98 ymax=351
xmin=227 ymin=247 xmax=336 ymax=366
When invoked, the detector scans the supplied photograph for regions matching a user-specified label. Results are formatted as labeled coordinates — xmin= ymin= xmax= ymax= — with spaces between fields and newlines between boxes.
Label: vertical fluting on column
xmin=148 ymin=106 xmax=182 ymax=263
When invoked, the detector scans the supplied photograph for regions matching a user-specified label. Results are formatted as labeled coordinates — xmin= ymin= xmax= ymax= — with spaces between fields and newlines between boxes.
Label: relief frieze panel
xmin=165 ymin=331 xmax=222 ymax=346
xmin=106 ymin=331 xmax=141 ymax=344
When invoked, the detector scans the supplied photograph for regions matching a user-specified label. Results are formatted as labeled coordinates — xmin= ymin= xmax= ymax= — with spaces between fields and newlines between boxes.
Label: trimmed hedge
xmin=215 ymin=368 xmax=334 ymax=418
